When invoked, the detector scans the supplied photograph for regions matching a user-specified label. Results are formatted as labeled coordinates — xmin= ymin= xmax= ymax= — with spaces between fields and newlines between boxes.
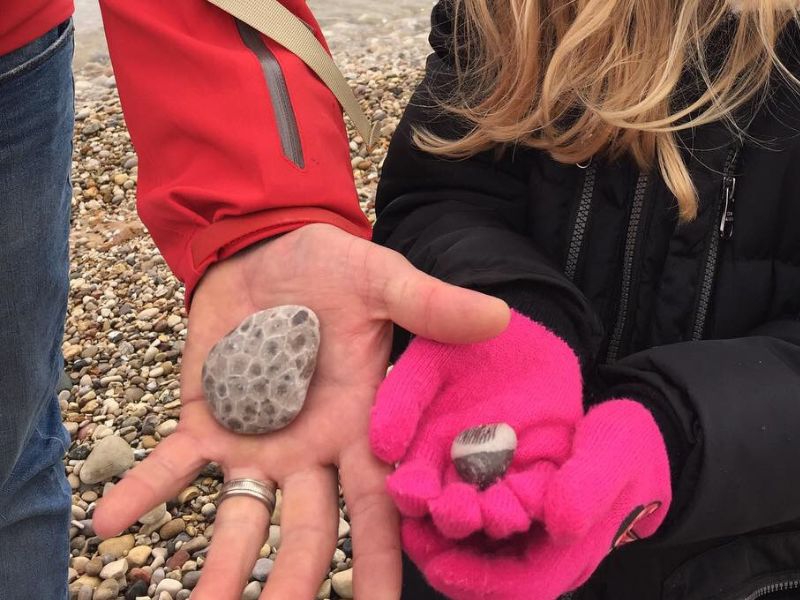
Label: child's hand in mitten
xmin=401 ymin=400 xmax=672 ymax=600
xmin=369 ymin=311 xmax=584 ymax=540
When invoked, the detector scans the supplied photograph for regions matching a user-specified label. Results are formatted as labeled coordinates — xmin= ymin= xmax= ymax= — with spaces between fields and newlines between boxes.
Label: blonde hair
xmin=419 ymin=0 xmax=799 ymax=219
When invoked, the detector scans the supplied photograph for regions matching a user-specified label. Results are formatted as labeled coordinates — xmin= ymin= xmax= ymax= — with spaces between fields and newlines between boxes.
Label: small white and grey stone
xmin=154 ymin=577 xmax=183 ymax=597
xmin=251 ymin=557 xmax=274 ymax=582
xmin=202 ymin=306 xmax=319 ymax=434
xmin=451 ymin=423 xmax=518 ymax=489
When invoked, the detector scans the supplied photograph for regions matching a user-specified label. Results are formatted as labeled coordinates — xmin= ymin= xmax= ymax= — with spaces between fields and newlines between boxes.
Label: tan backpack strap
xmin=208 ymin=0 xmax=379 ymax=148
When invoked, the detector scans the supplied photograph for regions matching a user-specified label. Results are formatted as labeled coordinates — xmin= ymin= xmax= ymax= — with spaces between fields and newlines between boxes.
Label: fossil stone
xmin=451 ymin=423 xmax=517 ymax=489
xmin=202 ymin=306 xmax=320 ymax=434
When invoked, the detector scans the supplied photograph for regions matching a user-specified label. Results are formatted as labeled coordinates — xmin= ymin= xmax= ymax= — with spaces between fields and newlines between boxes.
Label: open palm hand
xmin=93 ymin=224 xmax=509 ymax=599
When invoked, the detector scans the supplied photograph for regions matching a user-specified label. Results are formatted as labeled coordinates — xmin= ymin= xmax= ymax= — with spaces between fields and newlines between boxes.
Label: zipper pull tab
xmin=719 ymin=174 xmax=736 ymax=239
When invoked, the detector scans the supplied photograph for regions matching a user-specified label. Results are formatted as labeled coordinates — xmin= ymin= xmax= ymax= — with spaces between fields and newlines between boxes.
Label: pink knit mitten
xmin=370 ymin=311 xmax=584 ymax=540
xmin=401 ymin=400 xmax=672 ymax=600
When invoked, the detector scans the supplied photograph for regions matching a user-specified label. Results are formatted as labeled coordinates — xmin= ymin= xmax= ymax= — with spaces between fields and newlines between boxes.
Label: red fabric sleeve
xmin=99 ymin=0 xmax=371 ymax=305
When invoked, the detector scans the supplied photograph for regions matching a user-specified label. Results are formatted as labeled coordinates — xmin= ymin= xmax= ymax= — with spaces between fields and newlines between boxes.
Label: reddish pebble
xmin=129 ymin=568 xmax=151 ymax=585
xmin=165 ymin=549 xmax=190 ymax=571
xmin=77 ymin=423 xmax=97 ymax=441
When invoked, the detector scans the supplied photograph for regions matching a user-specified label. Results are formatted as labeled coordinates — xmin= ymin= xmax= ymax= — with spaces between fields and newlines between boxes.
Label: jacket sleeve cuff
xmin=183 ymin=206 xmax=371 ymax=307
xmin=473 ymin=282 xmax=588 ymax=365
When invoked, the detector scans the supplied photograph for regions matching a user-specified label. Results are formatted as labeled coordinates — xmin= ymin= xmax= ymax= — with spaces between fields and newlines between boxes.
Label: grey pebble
xmin=451 ymin=423 xmax=518 ymax=489
xmin=79 ymin=436 xmax=134 ymax=484
xmin=242 ymin=581 xmax=262 ymax=600
xmin=182 ymin=570 xmax=201 ymax=589
xmin=252 ymin=557 xmax=274 ymax=582
xmin=202 ymin=306 xmax=319 ymax=434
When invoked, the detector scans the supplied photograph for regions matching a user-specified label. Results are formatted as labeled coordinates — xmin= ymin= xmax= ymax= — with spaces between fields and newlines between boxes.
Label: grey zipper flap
xmin=237 ymin=20 xmax=305 ymax=168
xmin=690 ymin=145 xmax=741 ymax=341
xmin=565 ymin=163 xmax=598 ymax=282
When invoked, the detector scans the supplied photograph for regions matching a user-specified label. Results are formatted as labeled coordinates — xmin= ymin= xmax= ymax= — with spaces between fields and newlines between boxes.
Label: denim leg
xmin=0 ymin=21 xmax=74 ymax=600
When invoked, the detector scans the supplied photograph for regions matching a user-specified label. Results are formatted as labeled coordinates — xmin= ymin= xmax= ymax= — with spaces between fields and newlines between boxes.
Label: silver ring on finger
xmin=217 ymin=478 xmax=277 ymax=513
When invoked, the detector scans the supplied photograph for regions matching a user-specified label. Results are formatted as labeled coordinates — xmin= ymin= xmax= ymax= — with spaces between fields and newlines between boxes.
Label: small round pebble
xmin=451 ymin=423 xmax=518 ymax=489
xmin=154 ymin=577 xmax=183 ymax=596
xmin=252 ymin=557 xmax=274 ymax=582
xmin=332 ymin=568 xmax=354 ymax=599
xmin=242 ymin=581 xmax=262 ymax=600
xmin=182 ymin=570 xmax=201 ymax=589
xmin=159 ymin=518 xmax=186 ymax=540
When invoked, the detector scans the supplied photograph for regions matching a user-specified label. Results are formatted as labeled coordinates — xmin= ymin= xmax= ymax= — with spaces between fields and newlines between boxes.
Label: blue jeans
xmin=0 ymin=21 xmax=74 ymax=600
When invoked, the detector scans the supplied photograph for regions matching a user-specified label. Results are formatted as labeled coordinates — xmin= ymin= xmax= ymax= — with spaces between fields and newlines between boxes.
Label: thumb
xmin=374 ymin=250 xmax=510 ymax=344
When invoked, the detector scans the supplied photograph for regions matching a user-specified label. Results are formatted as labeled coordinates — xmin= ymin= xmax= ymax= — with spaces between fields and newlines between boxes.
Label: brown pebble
xmin=159 ymin=518 xmax=186 ymax=540
xmin=84 ymin=557 xmax=103 ymax=577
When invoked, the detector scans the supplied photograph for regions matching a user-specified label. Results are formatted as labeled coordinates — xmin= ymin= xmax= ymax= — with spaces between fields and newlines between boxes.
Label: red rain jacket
xmin=4 ymin=0 xmax=371 ymax=302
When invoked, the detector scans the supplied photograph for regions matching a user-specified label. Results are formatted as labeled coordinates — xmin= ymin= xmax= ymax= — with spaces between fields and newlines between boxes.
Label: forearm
xmin=100 ymin=0 xmax=370 ymax=303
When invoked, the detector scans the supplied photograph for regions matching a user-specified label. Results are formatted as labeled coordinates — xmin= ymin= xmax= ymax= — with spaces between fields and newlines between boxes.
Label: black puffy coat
xmin=373 ymin=3 xmax=800 ymax=599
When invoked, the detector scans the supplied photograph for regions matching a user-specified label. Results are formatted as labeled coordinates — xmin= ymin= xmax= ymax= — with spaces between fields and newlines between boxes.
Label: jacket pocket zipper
xmin=565 ymin=163 xmax=598 ymax=282
xmin=690 ymin=146 xmax=740 ymax=341
xmin=741 ymin=578 xmax=800 ymax=600
xmin=236 ymin=20 xmax=305 ymax=168
xmin=606 ymin=173 xmax=649 ymax=363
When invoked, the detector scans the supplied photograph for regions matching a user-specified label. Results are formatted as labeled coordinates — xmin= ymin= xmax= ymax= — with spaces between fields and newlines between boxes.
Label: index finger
xmin=340 ymin=439 xmax=402 ymax=600
xmin=93 ymin=432 xmax=205 ymax=538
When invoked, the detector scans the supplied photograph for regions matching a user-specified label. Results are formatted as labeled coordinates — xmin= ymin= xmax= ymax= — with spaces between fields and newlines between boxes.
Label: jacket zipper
xmin=606 ymin=173 xmax=649 ymax=363
xmin=741 ymin=578 xmax=800 ymax=600
xmin=236 ymin=20 xmax=305 ymax=168
xmin=564 ymin=163 xmax=598 ymax=282
xmin=690 ymin=146 xmax=740 ymax=341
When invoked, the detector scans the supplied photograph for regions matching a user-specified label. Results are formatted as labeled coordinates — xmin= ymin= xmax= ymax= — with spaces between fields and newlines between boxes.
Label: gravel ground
xmin=63 ymin=19 xmax=429 ymax=600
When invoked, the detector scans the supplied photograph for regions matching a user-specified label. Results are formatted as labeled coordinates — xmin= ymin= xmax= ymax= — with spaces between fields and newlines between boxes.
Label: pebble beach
xmin=63 ymin=4 xmax=431 ymax=599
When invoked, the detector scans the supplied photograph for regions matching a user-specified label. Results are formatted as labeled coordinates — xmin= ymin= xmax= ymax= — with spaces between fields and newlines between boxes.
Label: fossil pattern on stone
xmin=202 ymin=306 xmax=320 ymax=434
xmin=451 ymin=423 xmax=517 ymax=489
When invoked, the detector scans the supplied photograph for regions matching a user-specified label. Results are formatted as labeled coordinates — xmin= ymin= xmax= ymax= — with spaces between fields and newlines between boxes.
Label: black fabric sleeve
xmin=373 ymin=29 xmax=603 ymax=364
xmin=594 ymin=317 xmax=800 ymax=545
